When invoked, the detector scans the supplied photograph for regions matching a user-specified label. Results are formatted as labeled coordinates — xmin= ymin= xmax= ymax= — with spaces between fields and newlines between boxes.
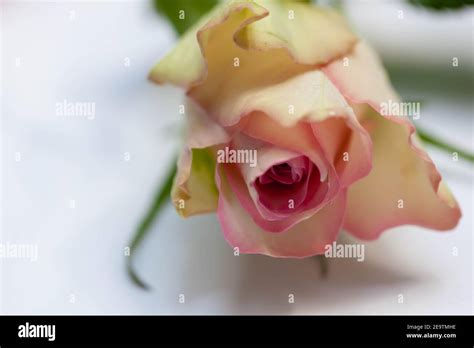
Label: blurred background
xmin=1 ymin=0 xmax=473 ymax=314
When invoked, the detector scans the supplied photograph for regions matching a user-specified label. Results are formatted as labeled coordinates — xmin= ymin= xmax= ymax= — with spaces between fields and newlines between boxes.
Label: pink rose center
xmin=254 ymin=156 xmax=321 ymax=214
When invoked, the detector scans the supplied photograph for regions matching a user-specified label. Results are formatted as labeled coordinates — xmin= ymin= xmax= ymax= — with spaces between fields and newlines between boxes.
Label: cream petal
xmin=150 ymin=0 xmax=357 ymax=100
xmin=323 ymin=41 xmax=461 ymax=237
xmin=172 ymin=99 xmax=230 ymax=217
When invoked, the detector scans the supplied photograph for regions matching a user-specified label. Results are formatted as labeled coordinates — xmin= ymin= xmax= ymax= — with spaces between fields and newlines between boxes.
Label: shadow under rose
xmin=224 ymin=251 xmax=421 ymax=315
xmin=137 ymin=206 xmax=424 ymax=314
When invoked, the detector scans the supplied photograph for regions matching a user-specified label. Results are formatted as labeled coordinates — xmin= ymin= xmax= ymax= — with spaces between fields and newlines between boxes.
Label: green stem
xmin=126 ymin=159 xmax=177 ymax=289
xmin=314 ymin=255 xmax=328 ymax=278
xmin=416 ymin=128 xmax=474 ymax=163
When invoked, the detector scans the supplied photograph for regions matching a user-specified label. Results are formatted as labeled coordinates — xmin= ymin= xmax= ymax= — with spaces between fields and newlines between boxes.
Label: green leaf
xmin=126 ymin=159 xmax=177 ymax=289
xmin=408 ymin=0 xmax=474 ymax=10
xmin=153 ymin=0 xmax=219 ymax=35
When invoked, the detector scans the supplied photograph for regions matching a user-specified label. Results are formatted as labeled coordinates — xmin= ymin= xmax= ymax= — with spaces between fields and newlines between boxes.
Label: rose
xmin=150 ymin=0 xmax=461 ymax=257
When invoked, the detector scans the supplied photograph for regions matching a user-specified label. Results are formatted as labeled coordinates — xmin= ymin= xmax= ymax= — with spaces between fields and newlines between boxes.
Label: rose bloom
xmin=150 ymin=0 xmax=461 ymax=257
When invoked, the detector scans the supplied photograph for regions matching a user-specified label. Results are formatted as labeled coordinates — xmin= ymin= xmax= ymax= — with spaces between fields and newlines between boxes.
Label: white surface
xmin=1 ymin=0 xmax=473 ymax=314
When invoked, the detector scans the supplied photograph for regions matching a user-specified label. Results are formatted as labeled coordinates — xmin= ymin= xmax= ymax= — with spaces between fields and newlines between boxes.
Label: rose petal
xmin=216 ymin=163 xmax=347 ymax=257
xmin=323 ymin=41 xmax=461 ymax=238
xmin=226 ymin=145 xmax=328 ymax=229
xmin=311 ymin=113 xmax=372 ymax=188
xmin=255 ymin=159 xmax=322 ymax=215
xmin=172 ymin=99 xmax=230 ymax=217
xmin=208 ymin=70 xmax=372 ymax=189
xmin=150 ymin=0 xmax=357 ymax=97
xmin=149 ymin=1 xmax=268 ymax=88
xmin=238 ymin=113 xmax=331 ymax=184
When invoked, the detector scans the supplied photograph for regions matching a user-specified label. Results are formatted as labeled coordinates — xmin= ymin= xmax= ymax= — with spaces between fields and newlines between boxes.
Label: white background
xmin=1 ymin=0 xmax=473 ymax=314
